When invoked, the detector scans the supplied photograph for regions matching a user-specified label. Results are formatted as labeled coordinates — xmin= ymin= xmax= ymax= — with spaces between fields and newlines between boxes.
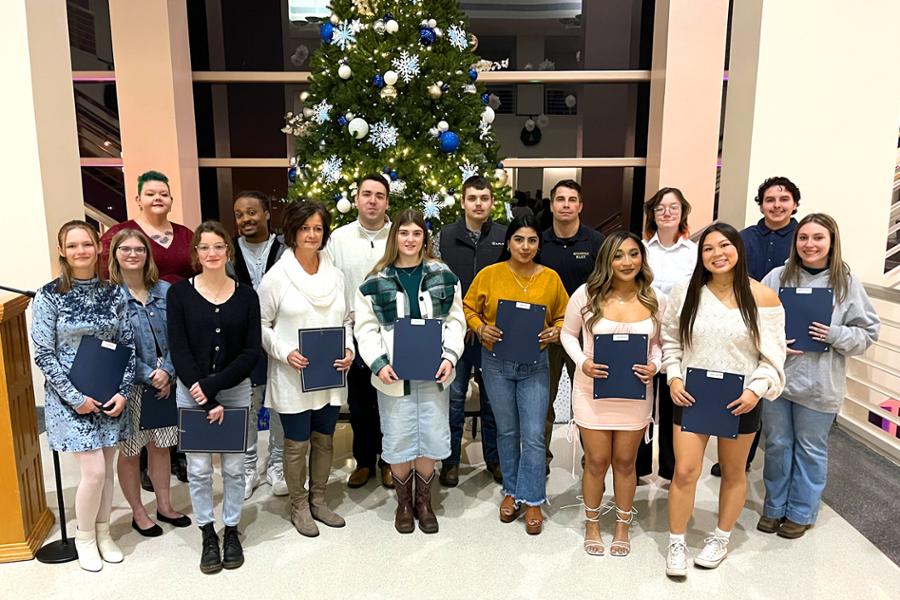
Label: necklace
xmin=610 ymin=291 xmax=637 ymax=304
xmin=506 ymin=263 xmax=539 ymax=292
xmin=396 ymin=264 xmax=422 ymax=280
xmin=197 ymin=276 xmax=230 ymax=304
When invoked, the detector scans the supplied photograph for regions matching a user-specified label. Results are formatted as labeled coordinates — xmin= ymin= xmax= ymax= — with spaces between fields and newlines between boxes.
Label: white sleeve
xmin=258 ymin=274 xmax=294 ymax=364
xmin=560 ymin=285 xmax=588 ymax=371
xmin=747 ymin=307 xmax=787 ymax=400
xmin=661 ymin=283 xmax=686 ymax=382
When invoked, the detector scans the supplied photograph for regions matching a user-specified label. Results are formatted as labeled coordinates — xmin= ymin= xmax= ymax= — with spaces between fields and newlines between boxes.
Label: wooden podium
xmin=0 ymin=293 xmax=53 ymax=562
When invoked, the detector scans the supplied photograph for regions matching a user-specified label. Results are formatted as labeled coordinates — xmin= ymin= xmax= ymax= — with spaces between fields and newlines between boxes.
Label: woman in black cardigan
xmin=167 ymin=221 xmax=260 ymax=574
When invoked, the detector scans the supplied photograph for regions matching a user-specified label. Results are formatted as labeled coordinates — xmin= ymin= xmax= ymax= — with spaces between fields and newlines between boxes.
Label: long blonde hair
xmin=370 ymin=209 xmax=434 ymax=275
xmin=582 ymin=231 xmax=659 ymax=331
xmin=780 ymin=213 xmax=850 ymax=302
xmin=55 ymin=220 xmax=101 ymax=294
xmin=108 ymin=229 xmax=160 ymax=289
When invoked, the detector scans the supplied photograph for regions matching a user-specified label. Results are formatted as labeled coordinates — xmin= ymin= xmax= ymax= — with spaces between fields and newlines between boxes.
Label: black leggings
xmin=279 ymin=405 xmax=340 ymax=442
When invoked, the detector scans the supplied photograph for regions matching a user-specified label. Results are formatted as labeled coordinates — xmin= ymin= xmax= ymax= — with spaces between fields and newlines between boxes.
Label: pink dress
xmin=560 ymin=285 xmax=663 ymax=430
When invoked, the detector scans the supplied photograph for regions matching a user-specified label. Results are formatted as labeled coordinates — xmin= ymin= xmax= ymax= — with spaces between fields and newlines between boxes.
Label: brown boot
xmin=283 ymin=439 xmax=319 ymax=537
xmin=392 ymin=472 xmax=415 ymax=534
xmin=308 ymin=432 xmax=345 ymax=528
xmin=414 ymin=471 xmax=439 ymax=534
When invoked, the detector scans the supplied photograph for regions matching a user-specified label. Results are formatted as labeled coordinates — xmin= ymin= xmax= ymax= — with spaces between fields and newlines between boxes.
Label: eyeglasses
xmin=116 ymin=246 xmax=147 ymax=256
xmin=654 ymin=205 xmax=681 ymax=215
xmin=196 ymin=244 xmax=228 ymax=254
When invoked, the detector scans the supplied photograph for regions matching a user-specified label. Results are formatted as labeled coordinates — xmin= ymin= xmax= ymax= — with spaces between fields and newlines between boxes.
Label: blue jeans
xmin=762 ymin=396 xmax=836 ymax=525
xmin=279 ymin=405 xmax=340 ymax=441
xmin=245 ymin=384 xmax=285 ymax=472
xmin=447 ymin=340 xmax=498 ymax=465
xmin=480 ymin=348 xmax=549 ymax=506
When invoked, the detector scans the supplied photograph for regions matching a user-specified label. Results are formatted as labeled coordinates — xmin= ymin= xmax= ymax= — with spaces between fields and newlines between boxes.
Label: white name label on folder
xmin=706 ymin=371 xmax=724 ymax=379
xmin=796 ymin=288 xmax=812 ymax=294
xmin=613 ymin=334 xmax=629 ymax=341
xmin=515 ymin=302 xmax=531 ymax=310
xmin=410 ymin=319 xmax=426 ymax=326
xmin=101 ymin=341 xmax=117 ymax=350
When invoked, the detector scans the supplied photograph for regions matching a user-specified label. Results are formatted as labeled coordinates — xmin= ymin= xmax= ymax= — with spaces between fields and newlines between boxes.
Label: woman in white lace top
xmin=660 ymin=223 xmax=786 ymax=577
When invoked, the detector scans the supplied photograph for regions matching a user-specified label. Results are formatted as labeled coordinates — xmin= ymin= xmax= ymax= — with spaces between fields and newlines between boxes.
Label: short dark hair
xmin=234 ymin=190 xmax=270 ymax=211
xmin=498 ymin=214 xmax=542 ymax=261
xmin=137 ymin=170 xmax=170 ymax=195
xmin=357 ymin=174 xmax=390 ymax=197
xmin=550 ymin=179 xmax=582 ymax=201
xmin=462 ymin=175 xmax=493 ymax=197
xmin=643 ymin=187 xmax=692 ymax=239
xmin=755 ymin=176 xmax=801 ymax=207
xmin=282 ymin=200 xmax=332 ymax=250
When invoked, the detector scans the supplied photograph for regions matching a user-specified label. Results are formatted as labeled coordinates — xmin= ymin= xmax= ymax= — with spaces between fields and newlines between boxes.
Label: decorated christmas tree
xmin=284 ymin=0 xmax=510 ymax=229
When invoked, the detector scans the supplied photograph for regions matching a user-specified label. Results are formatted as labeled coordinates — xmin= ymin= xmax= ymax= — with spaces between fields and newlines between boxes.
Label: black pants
xmin=347 ymin=360 xmax=384 ymax=470
xmin=636 ymin=374 xmax=675 ymax=480
xmin=280 ymin=405 xmax=340 ymax=442
xmin=746 ymin=429 xmax=763 ymax=464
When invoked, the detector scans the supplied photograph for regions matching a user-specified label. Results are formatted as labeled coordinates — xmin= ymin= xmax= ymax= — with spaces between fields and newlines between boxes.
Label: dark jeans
xmin=447 ymin=340 xmax=498 ymax=465
xmin=636 ymin=374 xmax=675 ymax=479
xmin=348 ymin=360 xmax=384 ymax=470
xmin=546 ymin=343 xmax=575 ymax=461
xmin=279 ymin=405 xmax=341 ymax=442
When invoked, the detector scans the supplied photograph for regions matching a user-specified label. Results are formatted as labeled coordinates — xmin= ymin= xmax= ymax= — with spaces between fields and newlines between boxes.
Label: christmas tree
xmin=284 ymin=0 xmax=510 ymax=229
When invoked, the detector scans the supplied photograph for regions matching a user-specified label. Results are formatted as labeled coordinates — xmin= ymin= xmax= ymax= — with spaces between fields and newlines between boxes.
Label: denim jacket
xmin=123 ymin=281 xmax=175 ymax=386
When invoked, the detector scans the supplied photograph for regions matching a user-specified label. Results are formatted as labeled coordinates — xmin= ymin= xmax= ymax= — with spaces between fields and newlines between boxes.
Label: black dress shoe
xmin=132 ymin=518 xmax=163 ymax=537
xmin=439 ymin=464 xmax=459 ymax=487
xmin=487 ymin=462 xmax=503 ymax=484
xmin=140 ymin=468 xmax=154 ymax=492
xmin=157 ymin=511 xmax=192 ymax=528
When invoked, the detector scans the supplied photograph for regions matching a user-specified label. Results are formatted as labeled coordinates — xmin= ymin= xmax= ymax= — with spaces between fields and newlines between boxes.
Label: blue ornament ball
xmin=468 ymin=68 xmax=478 ymax=82
xmin=419 ymin=27 xmax=436 ymax=46
xmin=390 ymin=170 xmax=399 ymax=181
xmin=338 ymin=116 xmax=349 ymax=126
xmin=441 ymin=83 xmax=450 ymax=92
xmin=383 ymin=13 xmax=393 ymax=22
xmin=382 ymin=167 xmax=391 ymax=174
xmin=372 ymin=74 xmax=385 ymax=88
xmin=481 ymin=93 xmax=490 ymax=105
xmin=288 ymin=166 xmax=298 ymax=183
xmin=320 ymin=22 xmax=334 ymax=43
xmin=439 ymin=131 xmax=460 ymax=153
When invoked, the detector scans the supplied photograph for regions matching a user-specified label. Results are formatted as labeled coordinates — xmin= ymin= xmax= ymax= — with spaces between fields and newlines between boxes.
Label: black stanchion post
xmin=35 ymin=451 xmax=77 ymax=564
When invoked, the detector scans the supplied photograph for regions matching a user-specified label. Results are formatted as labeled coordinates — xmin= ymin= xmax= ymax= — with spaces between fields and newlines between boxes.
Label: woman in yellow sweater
xmin=463 ymin=215 xmax=569 ymax=535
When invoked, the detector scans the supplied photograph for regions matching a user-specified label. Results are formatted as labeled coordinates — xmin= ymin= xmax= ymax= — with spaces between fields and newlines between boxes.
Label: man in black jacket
xmin=432 ymin=176 xmax=505 ymax=486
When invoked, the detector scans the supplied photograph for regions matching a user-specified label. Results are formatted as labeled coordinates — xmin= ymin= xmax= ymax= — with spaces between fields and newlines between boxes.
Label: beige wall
xmin=719 ymin=0 xmax=900 ymax=284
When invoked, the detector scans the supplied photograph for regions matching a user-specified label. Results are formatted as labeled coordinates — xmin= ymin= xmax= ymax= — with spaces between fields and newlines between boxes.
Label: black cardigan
xmin=166 ymin=279 xmax=261 ymax=410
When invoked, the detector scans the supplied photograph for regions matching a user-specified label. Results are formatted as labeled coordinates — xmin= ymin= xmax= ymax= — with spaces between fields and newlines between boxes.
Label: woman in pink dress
xmin=560 ymin=231 xmax=663 ymax=557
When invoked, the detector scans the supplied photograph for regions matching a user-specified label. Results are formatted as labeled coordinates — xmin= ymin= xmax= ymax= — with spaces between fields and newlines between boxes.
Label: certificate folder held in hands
xmin=779 ymin=287 xmax=833 ymax=352
xmin=680 ymin=368 xmax=743 ymax=439
xmin=177 ymin=407 xmax=249 ymax=453
xmin=69 ymin=335 xmax=131 ymax=405
xmin=139 ymin=386 xmax=177 ymax=430
xmin=593 ymin=334 xmax=648 ymax=400
xmin=491 ymin=300 xmax=546 ymax=364
xmin=392 ymin=317 xmax=442 ymax=381
xmin=299 ymin=327 xmax=347 ymax=392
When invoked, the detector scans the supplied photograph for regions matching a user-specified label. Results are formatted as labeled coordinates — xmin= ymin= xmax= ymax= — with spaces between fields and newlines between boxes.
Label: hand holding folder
xmin=680 ymin=368 xmax=744 ymax=439
xmin=139 ymin=386 xmax=177 ymax=430
xmin=298 ymin=327 xmax=347 ymax=392
xmin=491 ymin=300 xmax=546 ymax=364
xmin=69 ymin=335 xmax=131 ymax=414
xmin=393 ymin=318 xmax=443 ymax=381
xmin=779 ymin=287 xmax=833 ymax=353
xmin=178 ymin=407 xmax=249 ymax=453
xmin=593 ymin=334 xmax=648 ymax=400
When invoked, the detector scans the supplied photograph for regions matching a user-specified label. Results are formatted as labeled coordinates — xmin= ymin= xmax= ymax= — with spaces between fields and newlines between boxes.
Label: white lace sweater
xmin=661 ymin=281 xmax=786 ymax=400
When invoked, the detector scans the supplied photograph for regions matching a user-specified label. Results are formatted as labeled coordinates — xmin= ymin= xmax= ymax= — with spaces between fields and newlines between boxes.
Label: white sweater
xmin=326 ymin=219 xmax=391 ymax=317
xmin=258 ymin=251 xmax=353 ymax=414
xmin=661 ymin=281 xmax=786 ymax=400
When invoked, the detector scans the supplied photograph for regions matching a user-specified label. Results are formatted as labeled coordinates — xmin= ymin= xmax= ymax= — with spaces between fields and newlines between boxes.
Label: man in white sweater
xmin=326 ymin=175 xmax=393 ymax=489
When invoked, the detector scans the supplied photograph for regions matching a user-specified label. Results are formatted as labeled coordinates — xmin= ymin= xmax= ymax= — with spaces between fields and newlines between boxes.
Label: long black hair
xmin=679 ymin=222 xmax=759 ymax=350
xmin=498 ymin=214 xmax=542 ymax=262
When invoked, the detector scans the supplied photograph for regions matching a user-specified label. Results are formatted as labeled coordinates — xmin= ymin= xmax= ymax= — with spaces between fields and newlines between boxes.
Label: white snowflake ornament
xmin=421 ymin=193 xmax=442 ymax=219
xmin=459 ymin=162 xmax=480 ymax=182
xmin=389 ymin=179 xmax=407 ymax=195
xmin=320 ymin=155 xmax=343 ymax=183
xmin=313 ymin=100 xmax=332 ymax=124
xmin=369 ymin=119 xmax=399 ymax=151
xmin=447 ymin=25 xmax=468 ymax=50
xmin=391 ymin=51 xmax=420 ymax=84
xmin=332 ymin=22 xmax=357 ymax=50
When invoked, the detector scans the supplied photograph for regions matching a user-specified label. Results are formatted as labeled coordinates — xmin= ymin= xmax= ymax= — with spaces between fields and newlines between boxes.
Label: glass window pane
xmin=74 ymin=83 xmax=120 ymax=159
xmin=82 ymin=166 xmax=126 ymax=224
xmin=68 ymin=0 xmax=114 ymax=70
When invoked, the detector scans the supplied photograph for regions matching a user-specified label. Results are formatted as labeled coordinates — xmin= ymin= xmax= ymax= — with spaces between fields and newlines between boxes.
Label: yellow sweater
xmin=463 ymin=262 xmax=569 ymax=351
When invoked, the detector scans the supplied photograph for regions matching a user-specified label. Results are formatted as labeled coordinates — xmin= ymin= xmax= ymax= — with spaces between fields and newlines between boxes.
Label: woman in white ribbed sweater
xmin=661 ymin=223 xmax=786 ymax=577
xmin=258 ymin=201 xmax=354 ymax=538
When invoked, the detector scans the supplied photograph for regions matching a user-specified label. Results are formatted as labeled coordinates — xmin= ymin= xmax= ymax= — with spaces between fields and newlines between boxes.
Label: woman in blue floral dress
xmin=31 ymin=220 xmax=135 ymax=573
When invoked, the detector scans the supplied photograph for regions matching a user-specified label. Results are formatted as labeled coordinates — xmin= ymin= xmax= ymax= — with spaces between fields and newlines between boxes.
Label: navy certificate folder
xmin=177 ymin=407 xmax=249 ymax=453
xmin=392 ymin=317 xmax=442 ymax=381
xmin=593 ymin=334 xmax=648 ymax=400
xmin=299 ymin=327 xmax=346 ymax=392
xmin=681 ymin=368 xmax=743 ymax=439
xmin=491 ymin=300 xmax=546 ymax=364
xmin=139 ymin=386 xmax=177 ymax=430
xmin=69 ymin=335 xmax=131 ymax=405
xmin=779 ymin=287 xmax=833 ymax=352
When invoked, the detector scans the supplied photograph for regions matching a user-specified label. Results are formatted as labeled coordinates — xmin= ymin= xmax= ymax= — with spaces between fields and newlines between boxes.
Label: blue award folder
xmin=681 ymin=368 xmax=743 ymax=439
xmin=299 ymin=327 xmax=347 ymax=392
xmin=779 ymin=287 xmax=833 ymax=352
xmin=491 ymin=300 xmax=546 ymax=364
xmin=139 ymin=386 xmax=177 ymax=430
xmin=593 ymin=333 xmax=649 ymax=400
xmin=177 ymin=407 xmax=249 ymax=453
xmin=392 ymin=317 xmax=443 ymax=381
xmin=68 ymin=335 xmax=131 ymax=406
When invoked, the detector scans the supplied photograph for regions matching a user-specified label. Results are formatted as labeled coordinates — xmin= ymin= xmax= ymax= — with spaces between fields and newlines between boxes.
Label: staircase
xmin=75 ymin=88 xmax=126 ymax=225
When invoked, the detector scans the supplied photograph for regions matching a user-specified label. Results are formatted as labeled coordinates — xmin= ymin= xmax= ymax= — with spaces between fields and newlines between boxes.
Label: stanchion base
xmin=35 ymin=539 xmax=78 ymax=564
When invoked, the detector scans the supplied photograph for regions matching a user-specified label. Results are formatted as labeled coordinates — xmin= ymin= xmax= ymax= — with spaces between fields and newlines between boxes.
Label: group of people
xmin=32 ymin=169 xmax=880 ymax=578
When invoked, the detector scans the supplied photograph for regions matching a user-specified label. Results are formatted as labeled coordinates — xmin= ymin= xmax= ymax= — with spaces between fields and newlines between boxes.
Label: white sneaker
xmin=266 ymin=463 xmax=288 ymax=496
xmin=666 ymin=540 xmax=689 ymax=577
xmin=694 ymin=535 xmax=729 ymax=569
xmin=243 ymin=467 xmax=260 ymax=500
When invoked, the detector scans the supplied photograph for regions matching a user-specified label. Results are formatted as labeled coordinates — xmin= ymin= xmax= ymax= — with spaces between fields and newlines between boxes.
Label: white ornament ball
xmin=524 ymin=118 xmax=536 ymax=132
xmin=428 ymin=127 xmax=440 ymax=138
xmin=427 ymin=84 xmax=442 ymax=99
xmin=383 ymin=70 xmax=399 ymax=86
xmin=336 ymin=198 xmax=352 ymax=214
xmin=346 ymin=112 xmax=355 ymax=120
xmin=303 ymin=107 xmax=315 ymax=118
xmin=442 ymin=194 xmax=456 ymax=207
xmin=348 ymin=117 xmax=369 ymax=139
xmin=494 ymin=168 xmax=508 ymax=185
xmin=437 ymin=120 xmax=450 ymax=132
xmin=536 ymin=113 xmax=550 ymax=128
xmin=338 ymin=64 xmax=352 ymax=79
xmin=481 ymin=107 xmax=496 ymax=124
xmin=300 ymin=91 xmax=310 ymax=102
xmin=434 ymin=27 xmax=443 ymax=38
xmin=373 ymin=20 xmax=385 ymax=34
xmin=565 ymin=94 xmax=577 ymax=108
xmin=385 ymin=19 xmax=399 ymax=34
xmin=427 ymin=18 xmax=437 ymax=28
xmin=330 ymin=14 xmax=339 ymax=24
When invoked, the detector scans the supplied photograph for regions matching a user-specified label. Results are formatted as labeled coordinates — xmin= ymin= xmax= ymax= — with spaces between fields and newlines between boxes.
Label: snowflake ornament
xmin=421 ymin=193 xmax=442 ymax=219
xmin=479 ymin=120 xmax=492 ymax=140
xmin=459 ymin=162 xmax=480 ymax=182
xmin=447 ymin=25 xmax=468 ymax=51
xmin=389 ymin=179 xmax=407 ymax=195
xmin=313 ymin=100 xmax=333 ymax=124
xmin=391 ymin=51 xmax=420 ymax=83
xmin=332 ymin=22 xmax=357 ymax=50
xmin=320 ymin=155 xmax=343 ymax=183
xmin=369 ymin=120 xmax=399 ymax=151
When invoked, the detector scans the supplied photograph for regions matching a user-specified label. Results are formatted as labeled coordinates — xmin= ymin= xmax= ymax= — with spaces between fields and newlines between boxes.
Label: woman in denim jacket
xmin=354 ymin=209 xmax=465 ymax=535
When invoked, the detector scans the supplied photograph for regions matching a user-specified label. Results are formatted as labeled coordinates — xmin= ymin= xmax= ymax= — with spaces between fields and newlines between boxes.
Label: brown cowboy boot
xmin=283 ymin=438 xmax=319 ymax=537
xmin=414 ymin=471 xmax=439 ymax=534
xmin=308 ymin=432 xmax=345 ymax=528
xmin=392 ymin=472 xmax=415 ymax=534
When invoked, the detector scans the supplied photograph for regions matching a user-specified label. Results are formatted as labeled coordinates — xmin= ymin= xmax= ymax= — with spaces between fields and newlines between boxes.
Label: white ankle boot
xmin=95 ymin=521 xmax=123 ymax=563
xmin=74 ymin=528 xmax=103 ymax=572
